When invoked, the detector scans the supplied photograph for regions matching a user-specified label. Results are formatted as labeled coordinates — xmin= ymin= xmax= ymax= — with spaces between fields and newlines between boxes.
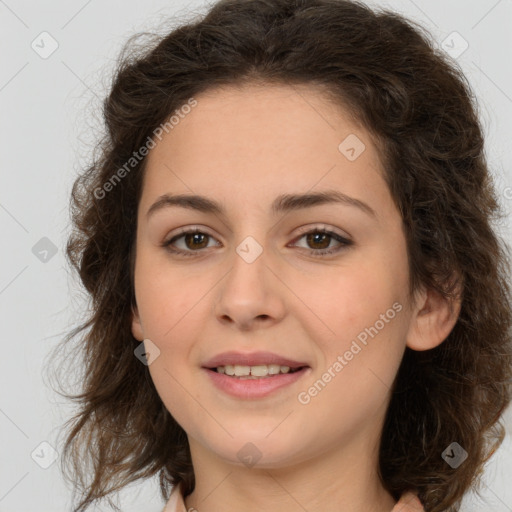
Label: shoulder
xmin=161 ymin=483 xmax=187 ymax=512
xmin=160 ymin=485 xmax=424 ymax=512
xmin=392 ymin=491 xmax=425 ymax=512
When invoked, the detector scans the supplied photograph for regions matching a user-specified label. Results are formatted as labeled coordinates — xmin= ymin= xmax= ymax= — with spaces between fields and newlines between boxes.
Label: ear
xmin=406 ymin=279 xmax=462 ymax=351
xmin=131 ymin=304 xmax=144 ymax=341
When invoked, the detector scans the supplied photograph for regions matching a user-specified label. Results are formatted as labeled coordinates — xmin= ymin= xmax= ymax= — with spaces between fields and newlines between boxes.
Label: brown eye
xmin=162 ymin=229 xmax=219 ymax=257
xmin=162 ymin=227 xmax=352 ymax=258
xmin=305 ymin=232 xmax=332 ymax=250
xmin=291 ymin=228 xmax=353 ymax=257
xmin=183 ymin=232 xmax=210 ymax=250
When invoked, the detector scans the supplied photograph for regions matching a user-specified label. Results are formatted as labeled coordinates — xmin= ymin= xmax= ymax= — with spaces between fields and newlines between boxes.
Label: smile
xmin=214 ymin=364 xmax=303 ymax=378
xmin=204 ymin=366 xmax=310 ymax=399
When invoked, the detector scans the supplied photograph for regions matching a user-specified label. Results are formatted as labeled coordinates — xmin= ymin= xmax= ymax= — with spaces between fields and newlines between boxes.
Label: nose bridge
xmin=224 ymin=233 xmax=270 ymax=300
xmin=213 ymin=231 xmax=286 ymax=328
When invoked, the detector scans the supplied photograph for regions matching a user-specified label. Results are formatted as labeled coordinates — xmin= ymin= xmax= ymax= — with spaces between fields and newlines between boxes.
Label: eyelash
xmin=161 ymin=226 xmax=353 ymax=258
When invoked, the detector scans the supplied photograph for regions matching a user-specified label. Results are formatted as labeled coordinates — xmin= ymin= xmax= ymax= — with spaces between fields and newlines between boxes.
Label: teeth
xmin=250 ymin=365 xmax=268 ymax=377
xmin=234 ymin=365 xmax=251 ymax=376
xmin=268 ymin=364 xmax=281 ymax=375
xmin=215 ymin=364 xmax=298 ymax=377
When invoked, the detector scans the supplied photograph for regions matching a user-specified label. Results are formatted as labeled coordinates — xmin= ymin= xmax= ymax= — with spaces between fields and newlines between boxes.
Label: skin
xmin=131 ymin=83 xmax=460 ymax=512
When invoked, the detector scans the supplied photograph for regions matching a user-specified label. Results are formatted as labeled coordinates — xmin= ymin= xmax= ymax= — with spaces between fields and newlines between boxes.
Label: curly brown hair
xmin=50 ymin=0 xmax=512 ymax=511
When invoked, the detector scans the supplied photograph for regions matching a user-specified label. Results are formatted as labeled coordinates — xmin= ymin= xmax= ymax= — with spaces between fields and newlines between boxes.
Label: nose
xmin=213 ymin=243 xmax=287 ymax=331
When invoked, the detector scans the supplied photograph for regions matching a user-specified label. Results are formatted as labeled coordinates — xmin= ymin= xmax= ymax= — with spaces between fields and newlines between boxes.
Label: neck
xmin=184 ymin=426 xmax=397 ymax=512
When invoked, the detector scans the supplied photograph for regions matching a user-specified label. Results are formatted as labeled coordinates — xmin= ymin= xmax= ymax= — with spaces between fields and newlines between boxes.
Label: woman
xmin=55 ymin=1 xmax=512 ymax=511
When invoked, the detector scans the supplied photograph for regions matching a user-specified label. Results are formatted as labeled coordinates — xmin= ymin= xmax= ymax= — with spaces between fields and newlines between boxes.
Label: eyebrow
xmin=146 ymin=189 xmax=377 ymax=219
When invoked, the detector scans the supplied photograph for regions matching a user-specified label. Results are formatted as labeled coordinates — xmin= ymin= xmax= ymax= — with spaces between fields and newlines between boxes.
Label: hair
xmin=51 ymin=0 xmax=512 ymax=511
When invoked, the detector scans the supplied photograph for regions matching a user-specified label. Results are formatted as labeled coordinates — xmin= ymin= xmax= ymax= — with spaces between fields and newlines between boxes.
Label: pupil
xmin=307 ymin=232 xmax=329 ymax=249
xmin=186 ymin=233 xmax=208 ymax=249
xmin=184 ymin=232 xmax=331 ymax=251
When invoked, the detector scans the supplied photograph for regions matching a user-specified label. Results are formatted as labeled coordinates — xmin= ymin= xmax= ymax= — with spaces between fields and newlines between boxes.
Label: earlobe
xmin=406 ymin=283 xmax=462 ymax=351
xmin=131 ymin=304 xmax=144 ymax=341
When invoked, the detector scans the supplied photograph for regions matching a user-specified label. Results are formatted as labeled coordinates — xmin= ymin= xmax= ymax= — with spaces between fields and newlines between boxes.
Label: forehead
xmin=155 ymin=82 xmax=363 ymax=160
xmin=140 ymin=82 xmax=392 ymax=218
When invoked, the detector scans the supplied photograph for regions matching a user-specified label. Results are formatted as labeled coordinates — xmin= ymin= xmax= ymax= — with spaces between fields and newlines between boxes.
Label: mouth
xmin=202 ymin=351 xmax=311 ymax=398
xmin=201 ymin=351 xmax=311 ymax=399
xmin=207 ymin=364 xmax=307 ymax=379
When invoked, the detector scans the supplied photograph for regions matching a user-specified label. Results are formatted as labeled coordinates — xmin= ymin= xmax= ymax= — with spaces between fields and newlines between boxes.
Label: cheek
xmin=135 ymin=263 xmax=210 ymax=429
xmin=134 ymin=250 xmax=206 ymax=341
xmin=293 ymin=266 xmax=408 ymax=440
xmin=300 ymin=251 xmax=410 ymax=381
xmin=302 ymin=262 xmax=404 ymax=339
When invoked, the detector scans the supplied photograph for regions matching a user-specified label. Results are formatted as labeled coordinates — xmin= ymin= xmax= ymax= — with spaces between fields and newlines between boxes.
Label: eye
xmin=162 ymin=227 xmax=220 ymax=257
xmin=161 ymin=226 xmax=352 ymax=257
xmin=290 ymin=227 xmax=352 ymax=257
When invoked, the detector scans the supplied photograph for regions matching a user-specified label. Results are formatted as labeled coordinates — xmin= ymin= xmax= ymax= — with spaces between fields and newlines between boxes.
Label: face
xmin=131 ymin=83 xmax=424 ymax=470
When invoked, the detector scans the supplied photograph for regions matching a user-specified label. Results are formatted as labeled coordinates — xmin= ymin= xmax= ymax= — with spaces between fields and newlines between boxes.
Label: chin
xmin=206 ymin=428 xmax=308 ymax=469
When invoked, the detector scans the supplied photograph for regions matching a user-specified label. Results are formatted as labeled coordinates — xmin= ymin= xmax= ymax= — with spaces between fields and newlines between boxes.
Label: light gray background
xmin=1 ymin=0 xmax=511 ymax=510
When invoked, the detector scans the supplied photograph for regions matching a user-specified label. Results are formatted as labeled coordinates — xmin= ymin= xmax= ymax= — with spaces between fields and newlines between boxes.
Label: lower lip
xmin=203 ymin=367 xmax=310 ymax=399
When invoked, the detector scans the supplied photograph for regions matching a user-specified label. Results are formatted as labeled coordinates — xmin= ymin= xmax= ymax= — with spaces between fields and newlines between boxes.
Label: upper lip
xmin=202 ymin=351 xmax=309 ymax=369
